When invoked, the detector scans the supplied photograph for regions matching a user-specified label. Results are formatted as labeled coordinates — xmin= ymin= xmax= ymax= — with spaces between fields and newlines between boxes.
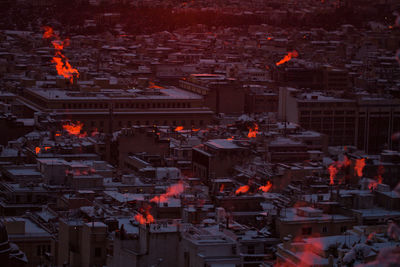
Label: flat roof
xmin=26 ymin=87 xmax=202 ymax=101
xmin=206 ymin=139 xmax=242 ymax=150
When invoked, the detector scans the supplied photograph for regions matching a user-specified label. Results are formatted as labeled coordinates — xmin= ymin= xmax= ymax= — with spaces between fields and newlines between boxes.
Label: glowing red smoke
xmin=150 ymin=183 xmax=184 ymax=203
xmin=276 ymin=50 xmax=299 ymax=66
xmin=42 ymin=26 xmax=79 ymax=83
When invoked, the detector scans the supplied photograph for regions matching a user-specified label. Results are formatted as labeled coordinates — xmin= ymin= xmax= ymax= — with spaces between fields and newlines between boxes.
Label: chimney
xmin=328 ymin=254 xmax=334 ymax=267
xmin=283 ymin=235 xmax=292 ymax=249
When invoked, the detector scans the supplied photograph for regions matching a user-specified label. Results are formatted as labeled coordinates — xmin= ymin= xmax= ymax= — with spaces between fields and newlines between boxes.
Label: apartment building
xmin=279 ymin=87 xmax=356 ymax=146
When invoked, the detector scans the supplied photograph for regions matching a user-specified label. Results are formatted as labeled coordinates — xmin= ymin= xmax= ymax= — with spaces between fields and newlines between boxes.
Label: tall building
xmin=192 ymin=139 xmax=250 ymax=182
xmin=357 ymin=97 xmax=400 ymax=153
xmin=279 ymin=87 xmax=356 ymax=146
xmin=279 ymin=87 xmax=400 ymax=152
xmin=179 ymin=74 xmax=245 ymax=114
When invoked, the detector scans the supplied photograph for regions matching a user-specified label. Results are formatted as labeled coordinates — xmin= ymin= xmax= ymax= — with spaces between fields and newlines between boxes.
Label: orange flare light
xmin=259 ymin=181 xmax=272 ymax=192
xmin=174 ymin=126 xmax=184 ymax=132
xmin=328 ymin=165 xmax=338 ymax=185
xmin=369 ymin=165 xmax=385 ymax=190
xmin=35 ymin=147 xmax=41 ymax=154
xmin=377 ymin=165 xmax=384 ymax=184
xmin=327 ymin=156 xmax=351 ymax=185
xmin=134 ymin=207 xmax=155 ymax=225
xmin=235 ymin=185 xmax=249 ymax=195
xmin=150 ymin=183 xmax=184 ymax=203
xmin=354 ymin=158 xmax=366 ymax=177
xmin=134 ymin=213 xmax=155 ymax=225
xmin=63 ymin=121 xmax=84 ymax=136
xmin=148 ymin=81 xmax=164 ymax=89
xmin=276 ymin=50 xmax=299 ymax=66
xmin=219 ymin=184 xmax=225 ymax=192
xmin=247 ymin=123 xmax=259 ymax=138
xmin=42 ymin=26 xmax=79 ymax=83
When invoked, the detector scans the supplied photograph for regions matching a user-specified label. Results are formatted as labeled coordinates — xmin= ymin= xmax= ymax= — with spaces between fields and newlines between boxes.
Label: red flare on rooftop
xmin=135 ymin=207 xmax=155 ymax=225
xmin=148 ymin=81 xmax=164 ymax=89
xmin=174 ymin=126 xmax=184 ymax=132
xmin=259 ymin=181 xmax=272 ymax=192
xmin=247 ymin=123 xmax=259 ymax=138
xmin=219 ymin=184 xmax=225 ymax=192
xmin=369 ymin=165 xmax=385 ymax=190
xmin=327 ymin=156 xmax=351 ymax=185
xmin=235 ymin=185 xmax=249 ymax=195
xmin=42 ymin=26 xmax=55 ymax=39
xmin=276 ymin=50 xmax=299 ymax=66
xmin=150 ymin=183 xmax=184 ymax=203
xmin=63 ymin=121 xmax=84 ymax=136
xmin=42 ymin=26 xmax=79 ymax=83
xmin=377 ymin=165 xmax=384 ymax=184
xmin=35 ymin=147 xmax=41 ymax=154
xmin=328 ymin=164 xmax=338 ymax=185
xmin=368 ymin=181 xmax=378 ymax=190
xmin=354 ymin=158 xmax=366 ymax=177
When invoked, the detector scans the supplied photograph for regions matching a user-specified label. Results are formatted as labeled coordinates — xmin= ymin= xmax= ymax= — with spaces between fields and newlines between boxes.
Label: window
xmin=340 ymin=226 xmax=347 ymax=233
xmin=95 ymin=247 xmax=102 ymax=258
xmin=248 ymin=245 xmax=255 ymax=254
xmin=37 ymin=245 xmax=47 ymax=256
xmin=322 ymin=226 xmax=328 ymax=233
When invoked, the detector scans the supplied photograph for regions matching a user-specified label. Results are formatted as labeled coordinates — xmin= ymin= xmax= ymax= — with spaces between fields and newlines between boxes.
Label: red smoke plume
xmin=150 ymin=183 xmax=184 ymax=203
xmin=276 ymin=50 xmax=299 ymax=66
xmin=42 ymin=26 xmax=79 ymax=83
xmin=235 ymin=185 xmax=249 ymax=195
xmin=259 ymin=181 xmax=272 ymax=192
xmin=354 ymin=158 xmax=366 ymax=178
